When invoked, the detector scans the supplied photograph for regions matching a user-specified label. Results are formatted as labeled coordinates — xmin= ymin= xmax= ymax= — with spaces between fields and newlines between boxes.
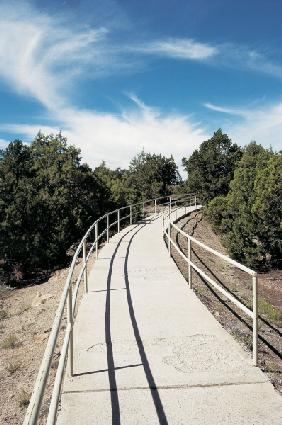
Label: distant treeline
xmin=183 ymin=129 xmax=281 ymax=271
xmin=0 ymin=132 xmax=180 ymax=284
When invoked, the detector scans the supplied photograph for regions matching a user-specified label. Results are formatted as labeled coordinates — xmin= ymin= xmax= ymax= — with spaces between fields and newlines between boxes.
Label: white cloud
xmin=135 ymin=38 xmax=217 ymax=60
xmin=0 ymin=2 xmax=119 ymax=109
xmin=204 ymin=100 xmax=282 ymax=150
xmin=3 ymin=99 xmax=209 ymax=171
xmin=204 ymin=102 xmax=246 ymax=117
xmin=0 ymin=138 xmax=9 ymax=147
xmin=213 ymin=44 xmax=282 ymax=80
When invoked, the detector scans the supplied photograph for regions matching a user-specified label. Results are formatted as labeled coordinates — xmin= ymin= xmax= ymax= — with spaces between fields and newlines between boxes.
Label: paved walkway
xmin=57 ymin=207 xmax=282 ymax=424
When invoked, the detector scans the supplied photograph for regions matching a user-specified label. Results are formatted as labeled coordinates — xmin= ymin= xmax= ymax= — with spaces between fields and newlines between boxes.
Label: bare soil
xmin=170 ymin=211 xmax=282 ymax=394
xmin=0 ymin=256 xmax=93 ymax=424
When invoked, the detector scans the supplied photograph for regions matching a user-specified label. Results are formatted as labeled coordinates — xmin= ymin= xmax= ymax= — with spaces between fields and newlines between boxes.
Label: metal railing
xmin=163 ymin=200 xmax=258 ymax=367
xmin=23 ymin=192 xmax=194 ymax=425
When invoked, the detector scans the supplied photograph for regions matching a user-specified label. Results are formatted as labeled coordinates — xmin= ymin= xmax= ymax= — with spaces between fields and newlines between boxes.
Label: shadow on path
xmin=105 ymin=227 xmax=137 ymax=425
xmin=124 ymin=225 xmax=169 ymax=425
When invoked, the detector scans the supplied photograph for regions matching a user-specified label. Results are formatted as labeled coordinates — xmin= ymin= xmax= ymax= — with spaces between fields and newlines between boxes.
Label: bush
xmin=182 ymin=129 xmax=242 ymax=203
xmin=205 ymin=142 xmax=281 ymax=270
xmin=0 ymin=133 xmax=111 ymax=279
xmin=204 ymin=195 xmax=229 ymax=231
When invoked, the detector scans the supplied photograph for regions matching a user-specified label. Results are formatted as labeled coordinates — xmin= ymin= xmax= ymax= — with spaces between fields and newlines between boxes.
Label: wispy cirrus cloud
xmin=0 ymin=1 xmax=116 ymax=109
xmin=3 ymin=96 xmax=209 ymax=170
xmin=215 ymin=44 xmax=282 ymax=80
xmin=204 ymin=102 xmax=247 ymax=117
xmin=204 ymin=100 xmax=282 ymax=150
xmin=134 ymin=38 xmax=218 ymax=60
xmin=0 ymin=138 xmax=9 ymax=147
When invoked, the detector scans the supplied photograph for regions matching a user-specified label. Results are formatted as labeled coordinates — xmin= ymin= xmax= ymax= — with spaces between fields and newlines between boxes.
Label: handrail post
xmin=188 ymin=237 xmax=192 ymax=289
xmin=95 ymin=222 xmax=98 ymax=260
xmin=68 ymin=285 xmax=74 ymax=376
xmin=117 ymin=209 xmax=120 ymax=233
xmin=168 ymin=216 xmax=171 ymax=256
xmin=194 ymin=194 xmax=197 ymax=207
xmin=142 ymin=202 xmax=145 ymax=217
xmin=154 ymin=199 xmax=157 ymax=214
xmin=106 ymin=214 xmax=109 ymax=243
xmin=130 ymin=205 xmax=133 ymax=225
xmin=169 ymin=196 xmax=172 ymax=214
xmin=83 ymin=239 xmax=88 ymax=293
xmin=253 ymin=274 xmax=258 ymax=366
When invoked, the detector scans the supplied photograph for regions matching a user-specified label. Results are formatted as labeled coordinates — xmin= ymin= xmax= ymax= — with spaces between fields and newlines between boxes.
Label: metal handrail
xmin=163 ymin=201 xmax=258 ymax=367
xmin=23 ymin=192 xmax=194 ymax=424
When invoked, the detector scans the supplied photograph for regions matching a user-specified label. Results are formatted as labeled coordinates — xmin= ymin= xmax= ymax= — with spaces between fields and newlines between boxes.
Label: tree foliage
xmin=182 ymin=129 xmax=242 ymax=203
xmin=0 ymin=133 xmax=111 ymax=277
xmin=127 ymin=151 xmax=179 ymax=201
xmin=94 ymin=162 xmax=129 ymax=206
xmin=205 ymin=142 xmax=281 ymax=270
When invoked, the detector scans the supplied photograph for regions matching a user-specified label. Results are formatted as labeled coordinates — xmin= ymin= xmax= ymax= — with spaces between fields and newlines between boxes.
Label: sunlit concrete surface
xmin=57 ymin=207 xmax=282 ymax=424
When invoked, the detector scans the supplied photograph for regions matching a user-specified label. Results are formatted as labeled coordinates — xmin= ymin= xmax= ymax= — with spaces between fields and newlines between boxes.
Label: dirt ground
xmin=170 ymin=210 xmax=282 ymax=394
xmin=0 ymin=255 xmax=93 ymax=425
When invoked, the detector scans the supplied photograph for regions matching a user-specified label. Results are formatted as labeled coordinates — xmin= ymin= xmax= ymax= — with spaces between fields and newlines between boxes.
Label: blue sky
xmin=0 ymin=0 xmax=282 ymax=170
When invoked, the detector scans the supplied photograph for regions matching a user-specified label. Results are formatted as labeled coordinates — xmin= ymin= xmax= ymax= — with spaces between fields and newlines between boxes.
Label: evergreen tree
xmin=127 ymin=151 xmax=179 ymax=201
xmin=0 ymin=133 xmax=111 ymax=279
xmin=182 ymin=129 xmax=242 ymax=203
xmin=205 ymin=143 xmax=281 ymax=270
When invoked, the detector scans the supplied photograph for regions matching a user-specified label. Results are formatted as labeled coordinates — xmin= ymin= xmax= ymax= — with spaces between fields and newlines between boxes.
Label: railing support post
xmin=194 ymin=194 xmax=197 ymax=207
xmin=83 ymin=239 xmax=88 ymax=293
xmin=95 ymin=222 xmax=98 ymax=260
xmin=106 ymin=214 xmax=109 ymax=243
xmin=68 ymin=286 xmax=73 ymax=376
xmin=188 ymin=237 xmax=192 ymax=289
xmin=253 ymin=274 xmax=258 ymax=366
xmin=142 ymin=202 xmax=145 ymax=217
xmin=168 ymin=218 xmax=171 ymax=257
xmin=169 ymin=196 xmax=172 ymax=215
xmin=117 ymin=209 xmax=120 ymax=233
xmin=130 ymin=205 xmax=133 ymax=225
xmin=154 ymin=199 xmax=157 ymax=214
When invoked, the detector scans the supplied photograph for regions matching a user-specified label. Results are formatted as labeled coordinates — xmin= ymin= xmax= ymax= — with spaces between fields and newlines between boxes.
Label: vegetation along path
xmin=57 ymin=207 xmax=282 ymax=424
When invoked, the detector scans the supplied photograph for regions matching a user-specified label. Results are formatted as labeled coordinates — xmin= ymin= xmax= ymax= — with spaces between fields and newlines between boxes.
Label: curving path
xmin=57 ymin=207 xmax=282 ymax=424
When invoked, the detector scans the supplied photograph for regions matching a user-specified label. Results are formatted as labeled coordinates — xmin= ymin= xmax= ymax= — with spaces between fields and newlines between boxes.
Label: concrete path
xmin=57 ymin=207 xmax=282 ymax=424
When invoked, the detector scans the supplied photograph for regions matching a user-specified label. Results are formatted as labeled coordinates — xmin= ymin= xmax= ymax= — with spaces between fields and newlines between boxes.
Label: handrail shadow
xmin=104 ymin=220 xmax=168 ymax=425
xmin=104 ymin=226 xmax=138 ymax=425
xmin=124 ymin=225 xmax=169 ymax=425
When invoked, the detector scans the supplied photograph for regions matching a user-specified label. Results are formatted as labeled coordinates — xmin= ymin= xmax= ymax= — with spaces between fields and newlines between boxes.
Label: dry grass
xmin=5 ymin=359 xmax=22 ymax=374
xmin=17 ymin=388 xmax=31 ymax=408
xmin=15 ymin=303 xmax=31 ymax=316
xmin=258 ymin=297 xmax=282 ymax=327
xmin=1 ymin=334 xmax=20 ymax=349
xmin=0 ymin=308 xmax=9 ymax=320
